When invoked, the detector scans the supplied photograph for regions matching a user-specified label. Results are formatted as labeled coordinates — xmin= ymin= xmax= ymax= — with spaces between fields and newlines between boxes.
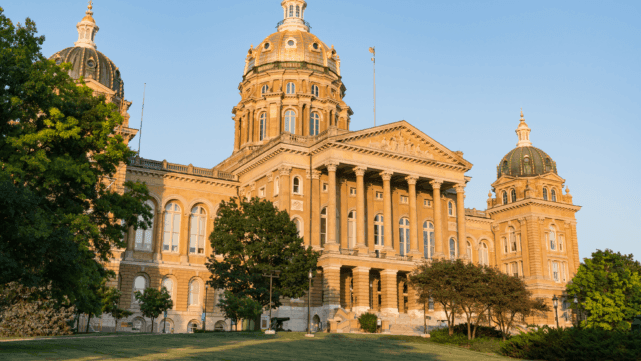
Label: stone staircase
xmin=327 ymin=309 xmax=427 ymax=336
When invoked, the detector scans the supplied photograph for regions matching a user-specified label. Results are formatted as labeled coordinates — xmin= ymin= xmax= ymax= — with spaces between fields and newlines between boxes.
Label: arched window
xmin=284 ymin=110 xmax=296 ymax=133
xmin=310 ymin=112 xmax=320 ymax=136
xmin=502 ymin=191 xmax=508 ymax=205
xmin=523 ymin=156 xmax=532 ymax=174
xmin=502 ymin=238 xmax=508 ymax=254
xmin=448 ymin=201 xmax=454 ymax=216
xmin=292 ymin=176 xmax=301 ymax=194
xmin=259 ymin=113 xmax=267 ymax=141
xmin=189 ymin=206 xmax=207 ymax=255
xmin=293 ymin=218 xmax=302 ymax=237
xmin=274 ymin=177 xmax=280 ymax=195
xmin=286 ymin=82 xmax=296 ymax=94
xmin=511 ymin=189 xmax=517 ymax=203
xmin=347 ymin=211 xmax=356 ymax=249
xmin=188 ymin=280 xmax=200 ymax=306
xmin=549 ymin=225 xmax=557 ymax=251
xmin=163 ymin=203 xmax=181 ymax=253
xmin=311 ymin=85 xmax=319 ymax=97
xmin=161 ymin=278 xmax=174 ymax=307
xmin=399 ymin=218 xmax=410 ymax=256
xmin=479 ymin=242 xmax=489 ymax=266
xmin=449 ymin=238 xmax=457 ymax=259
xmin=423 ymin=221 xmax=435 ymax=259
xmin=135 ymin=200 xmax=155 ymax=252
xmin=261 ymin=85 xmax=269 ymax=94
xmin=508 ymin=227 xmax=517 ymax=252
xmin=545 ymin=158 xmax=552 ymax=172
xmin=559 ymin=234 xmax=564 ymax=252
xmin=466 ymin=241 xmax=472 ymax=260
xmin=551 ymin=189 xmax=557 ymax=202
xmin=320 ymin=207 xmax=327 ymax=246
xmin=374 ymin=215 xmax=384 ymax=246
xmin=296 ymin=5 xmax=300 ymax=17
xmin=289 ymin=5 xmax=293 ymax=17
xmin=543 ymin=188 xmax=548 ymax=201
xmin=132 ymin=276 xmax=147 ymax=304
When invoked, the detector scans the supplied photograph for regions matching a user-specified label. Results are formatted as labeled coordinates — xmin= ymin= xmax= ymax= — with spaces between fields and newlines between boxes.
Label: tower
xmin=230 ymin=0 xmax=352 ymax=154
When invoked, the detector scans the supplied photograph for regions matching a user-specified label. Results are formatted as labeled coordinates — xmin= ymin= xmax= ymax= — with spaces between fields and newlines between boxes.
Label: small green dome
xmin=497 ymin=146 xmax=557 ymax=178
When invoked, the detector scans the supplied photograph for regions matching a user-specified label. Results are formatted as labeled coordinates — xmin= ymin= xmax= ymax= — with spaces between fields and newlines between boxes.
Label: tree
xmin=0 ymin=8 xmax=152 ymax=304
xmin=135 ymin=287 xmax=173 ymax=333
xmin=217 ymin=291 xmax=263 ymax=331
xmin=566 ymin=249 xmax=641 ymax=331
xmin=410 ymin=259 xmax=465 ymax=336
xmin=100 ymin=286 xmax=132 ymax=333
xmin=207 ymin=197 xmax=320 ymax=325
xmin=490 ymin=272 xmax=549 ymax=340
xmin=457 ymin=263 xmax=499 ymax=340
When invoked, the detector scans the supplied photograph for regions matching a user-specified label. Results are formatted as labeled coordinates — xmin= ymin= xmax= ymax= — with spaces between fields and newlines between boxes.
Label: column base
xmin=355 ymin=245 xmax=369 ymax=255
xmin=381 ymin=308 xmax=400 ymax=316
xmin=153 ymin=253 xmax=162 ymax=262
xmin=123 ymin=250 xmax=134 ymax=261
xmin=352 ymin=306 xmax=370 ymax=315
xmin=180 ymin=255 xmax=189 ymax=264
xmin=324 ymin=242 xmax=340 ymax=253
xmin=409 ymin=250 xmax=422 ymax=259
xmin=382 ymin=248 xmax=396 ymax=258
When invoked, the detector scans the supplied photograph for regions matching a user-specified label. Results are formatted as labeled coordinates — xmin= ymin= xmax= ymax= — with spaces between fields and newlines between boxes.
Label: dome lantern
xmin=278 ymin=0 xmax=310 ymax=32
xmin=515 ymin=109 xmax=532 ymax=147
xmin=74 ymin=1 xmax=99 ymax=49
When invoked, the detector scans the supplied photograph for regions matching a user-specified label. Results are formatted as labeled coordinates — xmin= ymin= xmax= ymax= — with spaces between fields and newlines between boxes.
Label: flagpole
xmin=369 ymin=47 xmax=376 ymax=127
xmin=137 ymin=83 xmax=146 ymax=157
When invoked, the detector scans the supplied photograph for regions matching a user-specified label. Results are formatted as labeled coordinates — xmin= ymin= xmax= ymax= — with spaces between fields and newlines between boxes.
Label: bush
xmin=358 ymin=313 xmax=378 ymax=333
xmin=449 ymin=324 xmax=503 ymax=339
xmin=428 ymin=326 xmax=502 ymax=354
xmin=500 ymin=326 xmax=641 ymax=361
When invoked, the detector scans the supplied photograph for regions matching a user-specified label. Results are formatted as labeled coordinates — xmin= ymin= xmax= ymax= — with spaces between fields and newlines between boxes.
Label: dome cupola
xmin=49 ymin=1 xmax=124 ymax=99
xmin=497 ymin=111 xmax=558 ymax=178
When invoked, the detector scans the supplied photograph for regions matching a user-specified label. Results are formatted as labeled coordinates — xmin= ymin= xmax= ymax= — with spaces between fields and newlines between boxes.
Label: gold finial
xmin=520 ymin=108 xmax=524 ymax=121
xmin=88 ymin=0 xmax=93 ymax=11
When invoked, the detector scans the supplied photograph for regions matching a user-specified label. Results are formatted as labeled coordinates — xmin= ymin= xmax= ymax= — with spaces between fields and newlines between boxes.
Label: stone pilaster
xmin=381 ymin=171 xmax=394 ymax=256
xmin=355 ymin=167 xmax=368 ymax=254
xmin=526 ymin=216 xmax=543 ymax=278
xmin=352 ymin=267 xmax=370 ymax=314
xmin=152 ymin=210 xmax=163 ymax=261
xmin=380 ymin=269 xmax=399 ymax=315
xmin=279 ymin=166 xmax=292 ymax=212
xmin=407 ymin=176 xmax=421 ymax=257
xmin=430 ymin=180 xmax=444 ymax=258
xmin=310 ymin=170 xmax=321 ymax=250
xmin=455 ymin=184 xmax=467 ymax=259
xmin=323 ymin=266 xmax=341 ymax=308
xmin=325 ymin=162 xmax=340 ymax=252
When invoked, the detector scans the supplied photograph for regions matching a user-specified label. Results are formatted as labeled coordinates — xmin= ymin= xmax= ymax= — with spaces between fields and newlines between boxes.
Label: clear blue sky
xmin=5 ymin=0 xmax=640 ymax=261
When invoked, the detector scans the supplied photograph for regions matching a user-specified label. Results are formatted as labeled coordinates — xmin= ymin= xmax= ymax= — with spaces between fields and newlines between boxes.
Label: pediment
xmin=334 ymin=121 xmax=471 ymax=168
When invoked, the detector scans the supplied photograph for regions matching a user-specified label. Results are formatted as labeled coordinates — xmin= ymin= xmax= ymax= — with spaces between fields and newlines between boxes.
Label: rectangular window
xmin=375 ymin=192 xmax=383 ymax=200
xmin=349 ymin=187 xmax=356 ymax=196
xmin=553 ymin=262 xmax=559 ymax=282
xmin=400 ymin=195 xmax=409 ymax=204
xmin=424 ymin=199 xmax=432 ymax=207
xmin=511 ymin=262 xmax=519 ymax=277
xmin=259 ymin=187 xmax=266 ymax=198
xmin=559 ymin=235 xmax=564 ymax=251
xmin=322 ymin=183 xmax=328 ymax=193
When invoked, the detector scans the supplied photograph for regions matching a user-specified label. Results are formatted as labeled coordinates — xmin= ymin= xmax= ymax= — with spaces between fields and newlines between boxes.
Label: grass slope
xmin=0 ymin=332 xmax=515 ymax=361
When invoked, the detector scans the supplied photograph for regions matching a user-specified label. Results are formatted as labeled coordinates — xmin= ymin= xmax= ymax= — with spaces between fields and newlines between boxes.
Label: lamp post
xmin=263 ymin=270 xmax=281 ymax=334
xmin=163 ymin=310 xmax=167 ymax=334
xmin=553 ymin=295 xmax=559 ymax=329
xmin=306 ymin=269 xmax=314 ymax=337
xmin=202 ymin=284 xmax=209 ymax=332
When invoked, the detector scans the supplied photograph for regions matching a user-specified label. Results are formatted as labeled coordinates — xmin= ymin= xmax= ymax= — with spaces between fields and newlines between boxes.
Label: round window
xmin=313 ymin=43 xmax=319 ymax=50
xmin=264 ymin=43 xmax=270 ymax=49
xmin=288 ymin=40 xmax=295 ymax=46
xmin=87 ymin=59 xmax=96 ymax=68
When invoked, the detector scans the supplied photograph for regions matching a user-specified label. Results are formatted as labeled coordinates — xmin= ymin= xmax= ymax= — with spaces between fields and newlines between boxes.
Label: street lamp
xmin=202 ymin=284 xmax=209 ymax=332
xmin=573 ymin=296 xmax=579 ymax=328
xmin=306 ymin=269 xmax=314 ymax=337
xmin=552 ymin=295 xmax=559 ymax=329
xmin=262 ymin=270 xmax=281 ymax=334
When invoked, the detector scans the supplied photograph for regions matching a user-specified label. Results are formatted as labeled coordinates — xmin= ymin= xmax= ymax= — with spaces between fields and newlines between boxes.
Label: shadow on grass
xmin=0 ymin=332 xmax=513 ymax=361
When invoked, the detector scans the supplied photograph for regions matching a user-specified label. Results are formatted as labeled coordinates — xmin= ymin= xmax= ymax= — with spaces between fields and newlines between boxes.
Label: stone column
xmin=381 ymin=171 xmax=394 ymax=256
xmin=180 ymin=210 xmax=189 ymax=264
xmin=380 ymin=269 xmax=399 ymax=315
xmin=279 ymin=166 xmax=291 ymax=212
xmin=569 ymin=222 xmax=580 ymax=275
xmin=355 ymin=167 xmax=368 ymax=254
xmin=430 ymin=180 xmax=444 ymax=258
xmin=352 ymin=267 xmax=370 ymax=314
xmin=525 ymin=216 xmax=543 ymax=278
xmin=455 ymin=184 xmax=467 ymax=259
xmin=124 ymin=226 xmax=135 ymax=260
xmin=233 ymin=119 xmax=240 ymax=152
xmin=325 ymin=162 xmax=340 ymax=252
xmin=152 ymin=210 xmax=163 ymax=261
xmin=310 ymin=170 xmax=321 ymax=250
xmin=323 ymin=266 xmax=341 ymax=309
xmin=407 ymin=175 xmax=421 ymax=257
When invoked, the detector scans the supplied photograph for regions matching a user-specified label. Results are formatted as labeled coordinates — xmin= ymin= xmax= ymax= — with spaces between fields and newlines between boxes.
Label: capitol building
xmin=51 ymin=1 xmax=581 ymax=333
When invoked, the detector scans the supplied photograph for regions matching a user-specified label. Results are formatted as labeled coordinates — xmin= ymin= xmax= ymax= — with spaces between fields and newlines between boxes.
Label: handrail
xmin=129 ymin=157 xmax=238 ymax=182
xmin=276 ymin=19 xmax=312 ymax=30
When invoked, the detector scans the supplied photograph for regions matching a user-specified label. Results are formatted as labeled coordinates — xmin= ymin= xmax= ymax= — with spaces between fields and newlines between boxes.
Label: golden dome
xmin=245 ymin=30 xmax=339 ymax=76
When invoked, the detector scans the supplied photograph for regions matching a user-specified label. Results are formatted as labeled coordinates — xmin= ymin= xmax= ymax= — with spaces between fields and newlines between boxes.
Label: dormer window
xmin=313 ymin=43 xmax=319 ymax=50
xmin=543 ymin=188 xmax=548 ymax=201
xmin=55 ymin=56 xmax=62 ymax=65
xmin=502 ymin=160 xmax=508 ymax=174
xmin=264 ymin=42 xmax=270 ymax=50
xmin=545 ymin=158 xmax=552 ymax=172
xmin=261 ymin=85 xmax=269 ymax=94
xmin=551 ymin=189 xmax=557 ymax=202
xmin=511 ymin=189 xmax=517 ymax=203
xmin=286 ymin=82 xmax=296 ymax=94
xmin=311 ymin=85 xmax=319 ymax=97
xmin=86 ymin=58 xmax=96 ymax=68
xmin=523 ymin=156 xmax=532 ymax=174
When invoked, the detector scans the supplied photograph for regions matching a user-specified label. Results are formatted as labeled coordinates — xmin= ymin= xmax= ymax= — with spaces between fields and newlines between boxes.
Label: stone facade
xmin=52 ymin=1 xmax=581 ymax=334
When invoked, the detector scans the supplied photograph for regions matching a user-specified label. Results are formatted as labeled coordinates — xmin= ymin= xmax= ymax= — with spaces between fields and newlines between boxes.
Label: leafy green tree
xmin=0 ymin=8 xmax=152 ymax=304
xmin=457 ymin=263 xmax=500 ymax=340
xmin=358 ymin=313 xmax=378 ymax=333
xmin=410 ymin=259 xmax=465 ymax=336
xmin=135 ymin=287 xmax=173 ymax=333
xmin=100 ymin=285 xmax=132 ymax=333
xmin=567 ymin=249 xmax=641 ymax=331
xmin=489 ymin=272 xmax=548 ymax=340
xmin=217 ymin=291 xmax=263 ymax=331
xmin=207 ymin=197 xmax=320 ymax=325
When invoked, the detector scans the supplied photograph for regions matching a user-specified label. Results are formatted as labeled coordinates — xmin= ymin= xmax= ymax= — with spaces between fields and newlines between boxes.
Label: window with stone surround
xmin=347 ymin=211 xmax=356 ymax=249
xmin=322 ymin=182 xmax=328 ymax=193
xmin=400 ymin=195 xmax=409 ymax=204
xmin=423 ymin=222 xmax=435 ymax=260
xmin=374 ymin=214 xmax=384 ymax=246
xmin=286 ymin=82 xmax=296 ymax=95
xmin=543 ymin=187 xmax=549 ymax=201
xmin=320 ymin=208 xmax=327 ymax=246
xmin=448 ymin=200 xmax=455 ymax=216
xmin=135 ymin=200 xmax=154 ymax=252
xmin=479 ymin=242 xmax=489 ymax=266
xmin=310 ymin=112 xmax=320 ymax=135
xmin=549 ymin=225 xmax=557 ymax=251
xmin=293 ymin=218 xmax=302 ymax=237
xmin=466 ymin=241 xmax=472 ymax=260
xmin=449 ymin=238 xmax=457 ymax=259
xmin=551 ymin=189 xmax=557 ymax=202
xmin=289 ymin=5 xmax=293 ymax=17
xmin=375 ymin=191 xmax=383 ymax=200
xmin=259 ymin=113 xmax=267 ymax=141
xmin=274 ymin=177 xmax=280 ymax=195
xmin=502 ymin=191 xmax=508 ymax=205
xmin=424 ymin=199 xmax=432 ymax=207
xmin=132 ymin=276 xmax=147 ymax=304
xmin=189 ymin=206 xmax=207 ymax=255
xmin=508 ymin=227 xmax=517 ymax=252
xmin=188 ymin=280 xmax=200 ymax=307
xmin=284 ymin=110 xmax=296 ymax=133
xmin=511 ymin=189 xmax=517 ymax=203
xmin=399 ymin=218 xmax=410 ymax=256
xmin=161 ymin=278 xmax=175 ymax=308
xmin=163 ymin=203 xmax=181 ymax=253
xmin=349 ymin=187 xmax=356 ymax=197
xmin=311 ymin=85 xmax=319 ymax=97
xmin=261 ymin=85 xmax=269 ymax=94
xmin=292 ymin=176 xmax=302 ymax=195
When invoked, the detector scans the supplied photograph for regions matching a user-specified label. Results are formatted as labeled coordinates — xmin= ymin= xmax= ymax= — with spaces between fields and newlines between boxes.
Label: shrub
xmin=358 ymin=313 xmax=378 ymax=333
xmin=500 ymin=326 xmax=641 ymax=361
xmin=428 ymin=326 xmax=502 ymax=354
xmin=450 ymin=324 xmax=503 ymax=339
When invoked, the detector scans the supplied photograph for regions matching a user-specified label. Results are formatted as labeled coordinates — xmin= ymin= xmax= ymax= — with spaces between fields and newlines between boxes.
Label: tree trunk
xmin=86 ymin=314 xmax=92 ymax=333
xmin=75 ymin=312 xmax=80 ymax=332
xmin=151 ymin=317 xmax=155 ymax=333
xmin=115 ymin=317 xmax=119 ymax=333
xmin=467 ymin=320 xmax=472 ymax=340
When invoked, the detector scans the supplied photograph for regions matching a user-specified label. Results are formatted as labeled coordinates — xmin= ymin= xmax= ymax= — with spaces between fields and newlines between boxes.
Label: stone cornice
xmin=487 ymin=198 xmax=581 ymax=215
xmin=127 ymin=167 xmax=238 ymax=188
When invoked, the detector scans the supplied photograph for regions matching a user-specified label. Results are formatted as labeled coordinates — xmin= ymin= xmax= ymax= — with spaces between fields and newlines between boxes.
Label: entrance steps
xmin=327 ymin=308 xmax=426 ymax=336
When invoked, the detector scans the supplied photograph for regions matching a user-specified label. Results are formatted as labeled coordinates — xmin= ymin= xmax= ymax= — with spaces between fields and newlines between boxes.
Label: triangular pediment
xmin=334 ymin=121 xmax=472 ymax=168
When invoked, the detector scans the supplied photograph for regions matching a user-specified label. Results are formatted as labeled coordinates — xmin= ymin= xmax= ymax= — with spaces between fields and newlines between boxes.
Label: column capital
xmin=353 ymin=266 xmax=371 ymax=273
xmin=322 ymin=265 xmax=341 ymax=272
xmin=326 ymin=162 xmax=339 ymax=172
xmin=279 ymin=166 xmax=292 ymax=176
xmin=267 ymin=173 xmax=274 ymax=182
xmin=380 ymin=171 xmax=393 ymax=181
xmin=380 ymin=269 xmax=398 ymax=276
xmin=518 ymin=217 xmax=527 ymax=225
xmin=454 ymin=183 xmax=466 ymax=193
xmin=429 ymin=179 xmax=443 ymax=189
xmin=306 ymin=169 xmax=322 ymax=179
xmin=354 ymin=166 xmax=367 ymax=177
xmin=250 ymin=182 xmax=257 ymax=191
xmin=405 ymin=175 xmax=419 ymax=185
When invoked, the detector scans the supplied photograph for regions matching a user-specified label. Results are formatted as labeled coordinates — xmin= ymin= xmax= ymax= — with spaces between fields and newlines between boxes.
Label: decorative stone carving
xmin=354 ymin=167 xmax=367 ymax=177
xmin=454 ymin=184 xmax=466 ymax=193
xmin=326 ymin=162 xmax=339 ymax=172
xmin=279 ymin=166 xmax=292 ymax=176
xmin=405 ymin=175 xmax=419 ymax=185
xmin=429 ymin=179 xmax=442 ymax=189
xmin=380 ymin=171 xmax=393 ymax=181
xmin=291 ymin=200 xmax=304 ymax=211
xmin=368 ymin=131 xmax=433 ymax=159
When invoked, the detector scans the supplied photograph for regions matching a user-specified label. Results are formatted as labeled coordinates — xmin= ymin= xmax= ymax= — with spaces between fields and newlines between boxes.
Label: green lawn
xmin=0 ymin=332 xmax=515 ymax=361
